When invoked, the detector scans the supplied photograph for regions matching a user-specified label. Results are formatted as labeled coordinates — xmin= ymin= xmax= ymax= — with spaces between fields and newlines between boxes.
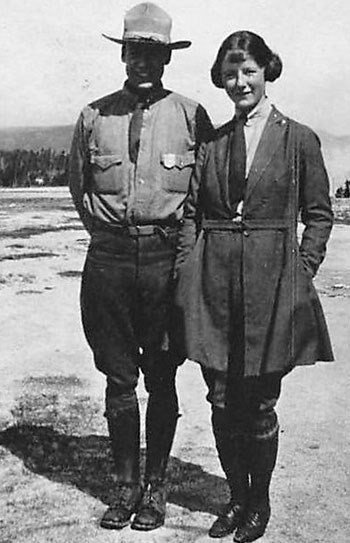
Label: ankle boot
xmin=100 ymin=482 xmax=142 ymax=530
xmin=234 ymin=431 xmax=278 ymax=543
xmin=131 ymin=479 xmax=167 ymax=531
xmin=100 ymin=405 xmax=141 ymax=529
xmin=131 ymin=390 xmax=179 ymax=531
xmin=208 ymin=407 xmax=248 ymax=538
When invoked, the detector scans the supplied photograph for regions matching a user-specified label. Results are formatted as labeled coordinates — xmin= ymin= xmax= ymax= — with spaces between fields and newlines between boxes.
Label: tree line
xmin=0 ymin=149 xmax=69 ymax=187
xmin=335 ymin=179 xmax=350 ymax=198
xmin=1 ymin=147 xmax=350 ymax=196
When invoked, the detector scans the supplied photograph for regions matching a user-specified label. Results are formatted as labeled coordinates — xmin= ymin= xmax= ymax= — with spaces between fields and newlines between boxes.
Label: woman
xmin=175 ymin=31 xmax=334 ymax=542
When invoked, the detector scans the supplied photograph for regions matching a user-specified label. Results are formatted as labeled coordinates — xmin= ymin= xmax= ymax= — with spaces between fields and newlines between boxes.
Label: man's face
xmin=123 ymin=42 xmax=169 ymax=89
xmin=221 ymin=51 xmax=266 ymax=113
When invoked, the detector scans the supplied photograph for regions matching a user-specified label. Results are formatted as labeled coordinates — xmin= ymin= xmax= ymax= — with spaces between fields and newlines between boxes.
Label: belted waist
xmin=201 ymin=218 xmax=290 ymax=232
xmin=93 ymin=218 xmax=179 ymax=237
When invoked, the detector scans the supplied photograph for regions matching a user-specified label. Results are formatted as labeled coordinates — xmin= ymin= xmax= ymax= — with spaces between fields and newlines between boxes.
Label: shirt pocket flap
xmin=91 ymin=154 xmax=122 ymax=170
xmin=161 ymin=151 xmax=195 ymax=170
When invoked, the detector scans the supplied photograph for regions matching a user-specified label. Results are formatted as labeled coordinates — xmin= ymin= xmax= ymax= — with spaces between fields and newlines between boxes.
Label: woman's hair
xmin=211 ymin=30 xmax=282 ymax=88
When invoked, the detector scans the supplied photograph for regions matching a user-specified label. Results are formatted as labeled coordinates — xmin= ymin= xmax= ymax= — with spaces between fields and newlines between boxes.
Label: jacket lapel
xmin=213 ymin=121 xmax=234 ymax=214
xmin=245 ymin=107 xmax=288 ymax=203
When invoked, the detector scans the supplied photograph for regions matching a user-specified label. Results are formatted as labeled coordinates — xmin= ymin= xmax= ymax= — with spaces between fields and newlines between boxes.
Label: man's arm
xmin=174 ymin=141 xmax=206 ymax=278
xmin=195 ymin=104 xmax=214 ymax=150
xmin=68 ymin=112 xmax=94 ymax=234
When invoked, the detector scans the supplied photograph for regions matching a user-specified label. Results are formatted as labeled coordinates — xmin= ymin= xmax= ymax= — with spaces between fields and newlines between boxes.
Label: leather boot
xmin=234 ymin=431 xmax=278 ymax=543
xmin=131 ymin=388 xmax=178 ymax=531
xmin=131 ymin=479 xmax=168 ymax=531
xmin=208 ymin=407 xmax=248 ymax=538
xmin=100 ymin=404 xmax=141 ymax=529
xmin=100 ymin=482 xmax=142 ymax=530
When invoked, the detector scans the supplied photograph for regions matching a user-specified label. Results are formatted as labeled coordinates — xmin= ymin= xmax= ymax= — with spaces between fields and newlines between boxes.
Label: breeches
xmin=202 ymin=367 xmax=282 ymax=439
xmin=80 ymin=228 xmax=179 ymax=411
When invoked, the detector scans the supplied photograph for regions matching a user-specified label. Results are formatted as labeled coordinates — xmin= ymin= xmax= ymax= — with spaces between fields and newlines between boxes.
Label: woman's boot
xmin=234 ymin=431 xmax=278 ymax=542
xmin=208 ymin=407 xmax=249 ymax=538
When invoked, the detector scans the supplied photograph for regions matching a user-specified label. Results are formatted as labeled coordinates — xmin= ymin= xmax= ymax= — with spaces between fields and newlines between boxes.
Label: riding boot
xmin=208 ymin=406 xmax=248 ymax=538
xmin=131 ymin=387 xmax=179 ymax=531
xmin=100 ymin=403 xmax=142 ymax=530
xmin=234 ymin=431 xmax=279 ymax=543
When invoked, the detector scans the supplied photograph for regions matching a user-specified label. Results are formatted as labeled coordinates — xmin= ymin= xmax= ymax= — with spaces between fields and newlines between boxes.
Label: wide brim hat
xmin=102 ymin=2 xmax=191 ymax=50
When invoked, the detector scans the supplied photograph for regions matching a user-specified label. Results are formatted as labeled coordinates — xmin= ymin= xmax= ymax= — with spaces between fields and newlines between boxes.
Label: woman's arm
xmin=298 ymin=126 xmax=334 ymax=277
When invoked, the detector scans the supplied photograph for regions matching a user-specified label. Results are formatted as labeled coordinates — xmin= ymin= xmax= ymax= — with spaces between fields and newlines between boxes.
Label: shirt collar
xmin=123 ymin=80 xmax=167 ymax=107
xmin=244 ymin=95 xmax=272 ymax=126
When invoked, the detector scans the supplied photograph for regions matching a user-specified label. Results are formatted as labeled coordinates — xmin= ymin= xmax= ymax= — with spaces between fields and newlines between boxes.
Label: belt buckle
xmin=125 ymin=225 xmax=139 ymax=236
xmin=154 ymin=225 xmax=168 ymax=239
xmin=232 ymin=214 xmax=242 ymax=224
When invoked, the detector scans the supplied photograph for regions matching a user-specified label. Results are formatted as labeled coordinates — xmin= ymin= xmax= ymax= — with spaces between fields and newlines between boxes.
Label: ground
xmin=0 ymin=188 xmax=349 ymax=543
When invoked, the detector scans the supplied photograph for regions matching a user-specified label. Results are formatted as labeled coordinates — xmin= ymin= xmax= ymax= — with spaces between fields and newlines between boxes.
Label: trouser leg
xmin=81 ymin=231 xmax=143 ymax=477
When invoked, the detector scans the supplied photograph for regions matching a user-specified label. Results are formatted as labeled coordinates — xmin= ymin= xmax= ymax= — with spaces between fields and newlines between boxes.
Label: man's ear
xmin=121 ymin=44 xmax=126 ymax=63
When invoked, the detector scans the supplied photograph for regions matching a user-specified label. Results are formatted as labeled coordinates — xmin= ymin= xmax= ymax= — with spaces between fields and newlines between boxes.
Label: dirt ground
xmin=0 ymin=188 xmax=349 ymax=543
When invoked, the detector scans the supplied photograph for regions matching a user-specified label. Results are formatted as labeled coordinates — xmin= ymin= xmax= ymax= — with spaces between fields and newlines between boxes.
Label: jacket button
xmin=243 ymin=230 xmax=249 ymax=237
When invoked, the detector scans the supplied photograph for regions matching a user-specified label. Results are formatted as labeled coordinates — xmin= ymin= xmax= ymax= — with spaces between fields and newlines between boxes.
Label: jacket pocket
xmin=161 ymin=151 xmax=195 ymax=192
xmin=90 ymin=154 xmax=124 ymax=194
xmin=91 ymin=154 xmax=122 ymax=170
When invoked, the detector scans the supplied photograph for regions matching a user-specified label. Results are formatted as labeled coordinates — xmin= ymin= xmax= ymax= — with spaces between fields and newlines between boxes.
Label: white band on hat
xmin=123 ymin=30 xmax=170 ymax=44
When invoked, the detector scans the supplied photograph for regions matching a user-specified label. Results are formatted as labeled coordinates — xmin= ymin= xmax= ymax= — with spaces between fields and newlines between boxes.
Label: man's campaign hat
xmin=102 ymin=2 xmax=191 ymax=49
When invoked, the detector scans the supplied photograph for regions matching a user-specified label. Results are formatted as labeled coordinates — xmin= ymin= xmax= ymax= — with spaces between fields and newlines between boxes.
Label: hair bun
xmin=265 ymin=53 xmax=283 ymax=82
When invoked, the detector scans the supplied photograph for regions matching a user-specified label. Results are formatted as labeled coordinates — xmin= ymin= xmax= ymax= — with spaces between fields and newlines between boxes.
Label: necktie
xmin=229 ymin=113 xmax=247 ymax=206
xmin=127 ymin=82 xmax=165 ymax=164
xmin=129 ymin=102 xmax=145 ymax=164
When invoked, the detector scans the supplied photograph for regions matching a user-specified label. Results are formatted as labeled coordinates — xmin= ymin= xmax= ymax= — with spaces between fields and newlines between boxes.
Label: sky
xmin=2 ymin=0 xmax=350 ymax=135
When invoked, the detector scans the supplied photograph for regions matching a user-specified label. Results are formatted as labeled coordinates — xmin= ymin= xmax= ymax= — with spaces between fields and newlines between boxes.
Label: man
xmin=69 ymin=2 xmax=212 ymax=532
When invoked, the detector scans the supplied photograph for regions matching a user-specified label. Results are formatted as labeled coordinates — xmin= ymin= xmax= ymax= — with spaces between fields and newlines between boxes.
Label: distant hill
xmin=0 ymin=124 xmax=349 ymax=192
xmin=0 ymin=125 xmax=74 ymax=152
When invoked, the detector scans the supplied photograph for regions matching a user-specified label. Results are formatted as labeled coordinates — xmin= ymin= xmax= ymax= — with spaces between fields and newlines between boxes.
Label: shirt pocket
xmin=161 ymin=151 xmax=195 ymax=192
xmin=90 ymin=154 xmax=124 ymax=194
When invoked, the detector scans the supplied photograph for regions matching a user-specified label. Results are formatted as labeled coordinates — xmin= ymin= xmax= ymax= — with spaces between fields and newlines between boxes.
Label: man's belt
xmin=93 ymin=219 xmax=179 ymax=237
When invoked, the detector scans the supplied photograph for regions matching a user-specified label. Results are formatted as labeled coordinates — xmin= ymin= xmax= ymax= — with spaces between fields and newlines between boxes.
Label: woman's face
xmin=220 ymin=51 xmax=266 ymax=113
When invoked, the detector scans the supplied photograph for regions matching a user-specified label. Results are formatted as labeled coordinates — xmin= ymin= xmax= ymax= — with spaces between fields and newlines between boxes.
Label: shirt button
xmin=243 ymin=230 xmax=249 ymax=237
xmin=139 ymin=178 xmax=145 ymax=185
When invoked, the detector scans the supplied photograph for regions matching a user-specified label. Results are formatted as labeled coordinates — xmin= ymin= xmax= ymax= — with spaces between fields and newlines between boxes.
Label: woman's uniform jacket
xmin=175 ymin=106 xmax=334 ymax=377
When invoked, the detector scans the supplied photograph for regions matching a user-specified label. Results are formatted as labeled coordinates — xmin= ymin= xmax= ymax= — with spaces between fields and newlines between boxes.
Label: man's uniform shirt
xmin=69 ymin=82 xmax=212 ymax=232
